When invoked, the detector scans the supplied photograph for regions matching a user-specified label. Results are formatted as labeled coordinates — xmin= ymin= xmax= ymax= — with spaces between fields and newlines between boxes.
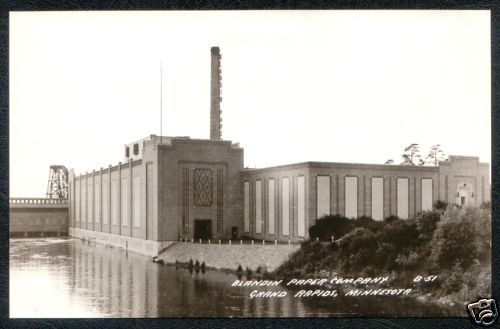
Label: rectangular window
xmin=244 ymin=182 xmax=250 ymax=233
xmin=371 ymin=177 xmax=384 ymax=221
xmin=133 ymin=176 xmax=141 ymax=228
xmin=82 ymin=180 xmax=87 ymax=224
xmin=122 ymin=177 xmax=129 ymax=227
xmin=146 ymin=165 xmax=153 ymax=237
xmin=397 ymin=178 xmax=409 ymax=219
xmin=111 ymin=180 xmax=119 ymax=225
xmin=421 ymin=178 xmax=433 ymax=212
xmin=345 ymin=176 xmax=358 ymax=218
xmin=316 ymin=175 xmax=330 ymax=218
xmin=102 ymin=177 xmax=109 ymax=225
xmin=298 ymin=176 xmax=305 ymax=237
xmin=268 ymin=179 xmax=275 ymax=235
xmin=282 ymin=177 xmax=290 ymax=236
xmin=75 ymin=180 xmax=80 ymax=222
xmin=94 ymin=182 xmax=100 ymax=224
xmin=125 ymin=147 xmax=129 ymax=158
xmin=133 ymin=143 xmax=139 ymax=155
xmin=87 ymin=180 xmax=93 ymax=223
xmin=255 ymin=180 xmax=262 ymax=234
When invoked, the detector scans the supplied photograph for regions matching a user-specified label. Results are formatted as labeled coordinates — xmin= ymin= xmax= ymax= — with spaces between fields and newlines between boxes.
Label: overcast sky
xmin=10 ymin=10 xmax=490 ymax=197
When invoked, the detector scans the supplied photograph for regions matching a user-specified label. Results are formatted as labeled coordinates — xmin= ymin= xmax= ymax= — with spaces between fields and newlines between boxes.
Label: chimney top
xmin=210 ymin=46 xmax=222 ymax=140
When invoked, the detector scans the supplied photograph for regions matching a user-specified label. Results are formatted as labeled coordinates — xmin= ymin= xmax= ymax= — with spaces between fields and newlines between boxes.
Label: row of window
xmin=244 ymin=176 xmax=306 ymax=237
xmin=74 ymin=176 xmax=141 ymax=229
xmin=319 ymin=176 xmax=433 ymax=220
xmin=243 ymin=176 xmax=434 ymax=236
xmin=125 ymin=143 xmax=140 ymax=158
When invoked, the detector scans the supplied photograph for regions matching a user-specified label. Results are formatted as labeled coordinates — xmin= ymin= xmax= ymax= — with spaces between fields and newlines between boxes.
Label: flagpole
xmin=160 ymin=62 xmax=163 ymax=144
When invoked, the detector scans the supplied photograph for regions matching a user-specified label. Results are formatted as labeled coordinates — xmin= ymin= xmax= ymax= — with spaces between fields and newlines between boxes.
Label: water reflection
xmin=10 ymin=238 xmax=457 ymax=318
xmin=10 ymin=238 xmax=309 ymax=317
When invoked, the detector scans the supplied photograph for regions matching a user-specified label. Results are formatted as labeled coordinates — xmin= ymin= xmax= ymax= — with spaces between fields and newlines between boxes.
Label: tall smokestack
xmin=210 ymin=46 xmax=222 ymax=140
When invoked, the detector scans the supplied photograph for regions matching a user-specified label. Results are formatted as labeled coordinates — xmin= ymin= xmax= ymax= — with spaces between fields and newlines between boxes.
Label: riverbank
xmin=157 ymin=242 xmax=300 ymax=272
xmin=271 ymin=206 xmax=491 ymax=308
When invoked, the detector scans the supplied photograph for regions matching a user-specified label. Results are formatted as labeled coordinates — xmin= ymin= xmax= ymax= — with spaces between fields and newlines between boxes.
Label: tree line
xmin=385 ymin=144 xmax=447 ymax=166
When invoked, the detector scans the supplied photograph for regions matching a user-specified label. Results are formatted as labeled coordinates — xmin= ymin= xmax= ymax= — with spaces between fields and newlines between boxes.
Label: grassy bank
xmin=273 ymin=204 xmax=491 ymax=306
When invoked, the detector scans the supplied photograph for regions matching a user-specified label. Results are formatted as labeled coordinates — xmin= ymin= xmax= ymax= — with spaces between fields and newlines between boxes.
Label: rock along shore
xmin=157 ymin=242 xmax=300 ymax=272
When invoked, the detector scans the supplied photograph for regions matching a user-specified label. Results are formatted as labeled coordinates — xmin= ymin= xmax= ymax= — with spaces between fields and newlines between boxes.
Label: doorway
xmin=456 ymin=182 xmax=474 ymax=206
xmin=194 ymin=220 xmax=212 ymax=240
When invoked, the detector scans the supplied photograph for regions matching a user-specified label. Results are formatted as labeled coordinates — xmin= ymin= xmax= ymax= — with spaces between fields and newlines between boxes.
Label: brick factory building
xmin=68 ymin=47 xmax=490 ymax=256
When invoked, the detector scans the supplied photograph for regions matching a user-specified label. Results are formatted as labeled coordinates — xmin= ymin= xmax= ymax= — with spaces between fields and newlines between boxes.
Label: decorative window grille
xmin=193 ymin=168 xmax=213 ymax=206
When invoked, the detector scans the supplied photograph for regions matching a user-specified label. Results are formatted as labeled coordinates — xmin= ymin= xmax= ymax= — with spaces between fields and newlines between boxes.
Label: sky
xmin=10 ymin=10 xmax=491 ymax=197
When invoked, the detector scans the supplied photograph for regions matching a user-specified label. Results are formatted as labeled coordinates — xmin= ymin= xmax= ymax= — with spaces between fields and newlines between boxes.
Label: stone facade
xmin=241 ymin=156 xmax=489 ymax=243
xmin=68 ymin=134 xmax=489 ymax=255
xmin=10 ymin=208 xmax=68 ymax=235
xmin=10 ymin=201 xmax=68 ymax=237
xmin=69 ymin=136 xmax=244 ymax=256
xmin=65 ymin=46 xmax=491 ymax=256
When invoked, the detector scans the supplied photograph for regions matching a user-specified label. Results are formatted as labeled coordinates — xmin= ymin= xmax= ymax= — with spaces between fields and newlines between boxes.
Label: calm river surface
xmin=10 ymin=238 xmax=456 ymax=318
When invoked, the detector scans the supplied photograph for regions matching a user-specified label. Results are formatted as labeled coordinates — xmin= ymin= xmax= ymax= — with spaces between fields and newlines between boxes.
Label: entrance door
xmin=194 ymin=220 xmax=212 ymax=240
xmin=456 ymin=182 xmax=474 ymax=206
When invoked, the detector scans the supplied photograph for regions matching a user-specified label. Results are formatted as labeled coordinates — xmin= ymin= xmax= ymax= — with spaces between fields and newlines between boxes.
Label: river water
xmin=10 ymin=238 xmax=457 ymax=318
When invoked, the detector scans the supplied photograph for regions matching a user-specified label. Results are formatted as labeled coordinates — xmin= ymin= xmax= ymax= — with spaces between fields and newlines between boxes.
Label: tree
xmin=386 ymin=143 xmax=447 ymax=166
xmin=425 ymin=144 xmax=447 ymax=166
xmin=401 ymin=143 xmax=421 ymax=165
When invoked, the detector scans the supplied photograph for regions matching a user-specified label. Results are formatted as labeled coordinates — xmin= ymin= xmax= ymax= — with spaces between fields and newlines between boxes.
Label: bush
xmin=309 ymin=214 xmax=353 ymax=240
xmin=433 ymin=200 xmax=448 ymax=211
xmin=395 ymin=251 xmax=421 ymax=270
xmin=384 ymin=215 xmax=400 ymax=223
xmin=480 ymin=201 xmax=491 ymax=209
xmin=357 ymin=216 xmax=374 ymax=225
xmin=416 ymin=210 xmax=441 ymax=241
xmin=276 ymin=205 xmax=491 ymax=306
xmin=380 ymin=220 xmax=419 ymax=247
xmin=429 ymin=206 xmax=491 ymax=269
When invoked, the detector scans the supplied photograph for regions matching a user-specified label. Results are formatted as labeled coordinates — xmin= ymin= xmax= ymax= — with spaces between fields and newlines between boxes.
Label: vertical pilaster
xmin=99 ymin=167 xmax=103 ymax=232
xmin=118 ymin=162 xmax=122 ymax=236
xmin=129 ymin=160 xmax=133 ymax=237
xmin=91 ymin=169 xmax=95 ymax=231
xmin=108 ymin=165 xmax=112 ymax=234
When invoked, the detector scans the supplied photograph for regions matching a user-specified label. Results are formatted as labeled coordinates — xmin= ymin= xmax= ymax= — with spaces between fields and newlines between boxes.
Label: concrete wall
xmin=10 ymin=199 xmax=68 ymax=236
xmin=70 ymin=227 xmax=171 ymax=257
xmin=71 ymin=161 xmax=148 ymax=240
xmin=156 ymin=138 xmax=243 ymax=242
xmin=241 ymin=156 xmax=488 ymax=243
xmin=438 ymin=156 xmax=490 ymax=206
xmin=68 ymin=134 xmax=489 ymax=255
xmin=241 ymin=164 xmax=310 ymax=243
xmin=70 ymin=157 xmax=153 ymax=255
xmin=69 ymin=137 xmax=244 ymax=257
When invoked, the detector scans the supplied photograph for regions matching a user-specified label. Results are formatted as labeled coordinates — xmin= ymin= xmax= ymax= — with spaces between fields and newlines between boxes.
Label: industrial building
xmin=68 ymin=47 xmax=490 ymax=256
